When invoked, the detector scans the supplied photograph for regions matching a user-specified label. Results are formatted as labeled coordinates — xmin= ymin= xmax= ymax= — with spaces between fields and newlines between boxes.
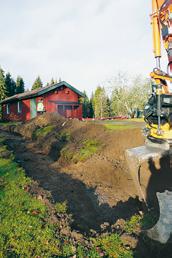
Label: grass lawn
xmin=104 ymin=124 xmax=138 ymax=130
xmin=0 ymin=134 xmax=134 ymax=257
xmin=0 ymin=121 xmax=21 ymax=126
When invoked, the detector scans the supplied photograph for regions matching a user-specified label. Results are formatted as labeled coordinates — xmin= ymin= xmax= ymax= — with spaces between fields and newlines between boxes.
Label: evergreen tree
xmin=5 ymin=73 xmax=16 ymax=97
xmin=0 ymin=68 xmax=6 ymax=100
xmin=82 ymin=91 xmax=90 ymax=118
xmin=106 ymin=97 xmax=112 ymax=117
xmin=32 ymin=76 xmax=43 ymax=90
xmin=16 ymin=76 xmax=25 ymax=94
xmin=89 ymin=93 xmax=94 ymax=118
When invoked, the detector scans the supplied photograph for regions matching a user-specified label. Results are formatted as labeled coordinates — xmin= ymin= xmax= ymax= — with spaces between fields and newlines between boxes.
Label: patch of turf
xmin=104 ymin=124 xmax=137 ymax=130
xmin=55 ymin=201 xmax=68 ymax=214
xmin=0 ymin=121 xmax=20 ymax=126
xmin=130 ymin=118 xmax=144 ymax=122
xmin=60 ymin=139 xmax=101 ymax=164
xmin=73 ymin=139 xmax=101 ymax=162
xmin=92 ymin=233 xmax=133 ymax=258
xmin=57 ymin=131 xmax=71 ymax=142
xmin=0 ymin=156 xmax=62 ymax=257
xmin=124 ymin=214 xmax=141 ymax=234
xmin=33 ymin=125 xmax=56 ymax=139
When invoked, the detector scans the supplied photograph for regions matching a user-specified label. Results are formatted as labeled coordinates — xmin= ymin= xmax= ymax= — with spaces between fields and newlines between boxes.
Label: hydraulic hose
xmin=159 ymin=0 xmax=169 ymax=26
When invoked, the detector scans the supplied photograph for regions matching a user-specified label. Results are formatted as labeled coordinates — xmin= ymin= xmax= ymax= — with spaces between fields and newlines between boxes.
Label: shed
xmin=0 ymin=81 xmax=84 ymax=121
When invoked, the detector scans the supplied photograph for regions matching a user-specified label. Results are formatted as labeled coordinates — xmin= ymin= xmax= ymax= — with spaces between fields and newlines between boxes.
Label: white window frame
xmin=6 ymin=104 xmax=10 ymax=115
xmin=17 ymin=101 xmax=22 ymax=113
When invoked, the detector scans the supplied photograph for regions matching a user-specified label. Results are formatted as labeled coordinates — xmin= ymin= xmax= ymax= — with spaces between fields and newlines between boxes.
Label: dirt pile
xmin=2 ymin=115 xmax=172 ymax=257
xmin=3 ymin=114 xmax=146 ymax=223
xmin=13 ymin=113 xmax=66 ymax=138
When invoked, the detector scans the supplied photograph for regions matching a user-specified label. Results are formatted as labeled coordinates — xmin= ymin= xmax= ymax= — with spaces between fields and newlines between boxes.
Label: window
xmin=6 ymin=104 xmax=10 ymax=114
xmin=17 ymin=101 xmax=22 ymax=113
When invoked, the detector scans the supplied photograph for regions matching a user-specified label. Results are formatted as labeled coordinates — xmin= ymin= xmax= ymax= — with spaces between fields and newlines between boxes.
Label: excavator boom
xmin=125 ymin=0 xmax=172 ymax=243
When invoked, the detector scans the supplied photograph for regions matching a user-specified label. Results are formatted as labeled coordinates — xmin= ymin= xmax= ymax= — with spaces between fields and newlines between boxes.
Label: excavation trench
xmin=0 ymin=129 xmax=142 ymax=233
xmin=1 ymin=113 xmax=172 ymax=257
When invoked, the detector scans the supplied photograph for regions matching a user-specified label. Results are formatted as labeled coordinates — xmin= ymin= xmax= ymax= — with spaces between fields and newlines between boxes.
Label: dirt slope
xmin=1 ymin=114 xmax=145 ymax=231
xmin=2 ymin=114 xmax=172 ymax=257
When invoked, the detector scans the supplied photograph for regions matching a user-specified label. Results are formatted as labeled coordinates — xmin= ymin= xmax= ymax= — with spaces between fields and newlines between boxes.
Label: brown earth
xmin=2 ymin=113 xmax=172 ymax=257
xmin=1 ymin=114 xmax=145 ymax=231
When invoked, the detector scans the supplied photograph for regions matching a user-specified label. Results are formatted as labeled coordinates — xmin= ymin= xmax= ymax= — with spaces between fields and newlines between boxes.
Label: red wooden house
xmin=0 ymin=81 xmax=84 ymax=121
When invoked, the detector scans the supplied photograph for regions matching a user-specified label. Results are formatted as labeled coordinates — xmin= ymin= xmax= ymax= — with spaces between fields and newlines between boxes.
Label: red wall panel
xmin=2 ymin=99 xmax=30 ymax=121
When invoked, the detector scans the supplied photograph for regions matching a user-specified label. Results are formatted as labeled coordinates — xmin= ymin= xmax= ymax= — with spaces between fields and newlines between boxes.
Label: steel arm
xmin=152 ymin=0 xmax=172 ymax=71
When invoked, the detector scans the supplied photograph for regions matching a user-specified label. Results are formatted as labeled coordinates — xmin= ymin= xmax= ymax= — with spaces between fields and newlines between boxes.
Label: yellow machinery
xmin=145 ymin=0 xmax=172 ymax=147
xmin=126 ymin=0 xmax=172 ymax=243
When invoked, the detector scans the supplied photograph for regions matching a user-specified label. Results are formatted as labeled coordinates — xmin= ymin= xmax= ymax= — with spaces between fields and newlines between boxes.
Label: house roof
xmin=0 ymin=81 xmax=85 ymax=104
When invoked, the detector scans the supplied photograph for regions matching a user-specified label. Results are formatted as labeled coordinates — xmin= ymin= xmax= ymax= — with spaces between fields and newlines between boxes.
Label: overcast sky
xmin=0 ymin=0 xmax=156 ymax=94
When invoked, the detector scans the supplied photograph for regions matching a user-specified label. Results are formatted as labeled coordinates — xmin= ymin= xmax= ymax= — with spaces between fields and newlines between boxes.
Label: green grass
xmin=0 ymin=137 xmax=5 ymax=144
xmin=57 ymin=131 xmax=71 ymax=142
xmin=130 ymin=118 xmax=144 ymax=122
xmin=55 ymin=201 xmax=68 ymax=214
xmin=33 ymin=125 xmax=56 ymax=139
xmin=0 ymin=121 xmax=21 ymax=126
xmin=104 ymin=124 xmax=137 ymax=131
xmin=73 ymin=139 xmax=101 ymax=162
xmin=124 ymin=215 xmax=141 ymax=234
xmin=61 ymin=139 xmax=101 ymax=164
xmin=0 ymin=141 xmax=62 ymax=257
xmin=92 ymin=233 xmax=133 ymax=258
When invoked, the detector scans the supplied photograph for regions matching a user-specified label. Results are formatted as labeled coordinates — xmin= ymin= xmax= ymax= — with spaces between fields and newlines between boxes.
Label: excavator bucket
xmin=125 ymin=145 xmax=165 ymax=202
xmin=125 ymin=145 xmax=172 ymax=243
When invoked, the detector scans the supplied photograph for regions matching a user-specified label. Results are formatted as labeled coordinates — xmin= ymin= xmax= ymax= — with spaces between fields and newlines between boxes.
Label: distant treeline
xmin=0 ymin=66 xmax=150 ymax=118
xmin=82 ymin=72 xmax=150 ymax=118
xmin=0 ymin=67 xmax=25 ymax=100
xmin=0 ymin=66 xmax=61 ymax=101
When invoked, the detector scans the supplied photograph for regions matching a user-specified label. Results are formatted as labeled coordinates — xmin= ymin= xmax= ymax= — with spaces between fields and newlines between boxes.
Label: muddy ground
xmin=1 ymin=127 xmax=144 ymax=230
xmin=1 ymin=114 xmax=172 ymax=257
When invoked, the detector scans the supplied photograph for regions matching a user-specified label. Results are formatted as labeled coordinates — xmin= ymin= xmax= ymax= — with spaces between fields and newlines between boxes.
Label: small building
xmin=0 ymin=81 xmax=84 ymax=121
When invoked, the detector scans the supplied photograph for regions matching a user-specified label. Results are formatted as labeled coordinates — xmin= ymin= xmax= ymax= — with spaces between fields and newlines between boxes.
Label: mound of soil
xmin=2 ymin=114 xmax=145 ymax=226
xmin=14 ymin=113 xmax=66 ymax=138
xmin=2 ymin=114 xmax=172 ymax=257
xmin=10 ymin=114 xmax=145 ymax=208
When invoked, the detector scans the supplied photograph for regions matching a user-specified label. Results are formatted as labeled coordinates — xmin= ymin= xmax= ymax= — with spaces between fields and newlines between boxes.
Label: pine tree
xmin=82 ymin=91 xmax=90 ymax=118
xmin=5 ymin=73 xmax=16 ymax=97
xmin=106 ymin=97 xmax=112 ymax=117
xmin=0 ymin=68 xmax=6 ymax=100
xmin=89 ymin=93 xmax=94 ymax=118
xmin=16 ymin=76 xmax=25 ymax=94
xmin=32 ymin=76 xmax=43 ymax=90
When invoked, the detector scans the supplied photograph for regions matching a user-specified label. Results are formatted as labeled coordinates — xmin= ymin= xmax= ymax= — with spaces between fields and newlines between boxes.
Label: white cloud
xmin=0 ymin=0 xmax=157 ymax=95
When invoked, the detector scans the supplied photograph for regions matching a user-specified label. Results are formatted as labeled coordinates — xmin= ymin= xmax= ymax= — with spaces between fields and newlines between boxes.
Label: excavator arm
xmin=125 ymin=0 xmax=172 ymax=244
xmin=145 ymin=0 xmax=172 ymax=136
xmin=152 ymin=0 xmax=172 ymax=70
